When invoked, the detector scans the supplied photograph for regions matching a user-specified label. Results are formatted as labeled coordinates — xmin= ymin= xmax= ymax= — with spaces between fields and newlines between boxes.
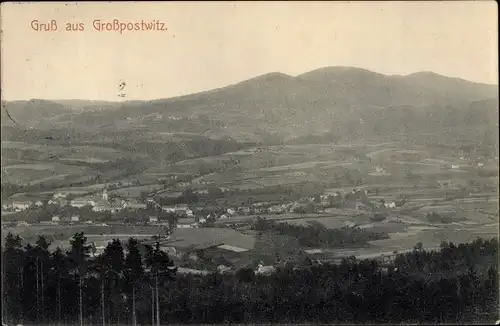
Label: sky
xmin=1 ymin=1 xmax=498 ymax=101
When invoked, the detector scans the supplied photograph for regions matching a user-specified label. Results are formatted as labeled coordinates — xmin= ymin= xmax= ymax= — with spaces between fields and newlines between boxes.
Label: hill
xmin=2 ymin=66 xmax=498 ymax=143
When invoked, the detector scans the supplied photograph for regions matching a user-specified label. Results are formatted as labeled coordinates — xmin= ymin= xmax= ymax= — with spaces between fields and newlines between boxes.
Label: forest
xmin=2 ymin=232 xmax=498 ymax=325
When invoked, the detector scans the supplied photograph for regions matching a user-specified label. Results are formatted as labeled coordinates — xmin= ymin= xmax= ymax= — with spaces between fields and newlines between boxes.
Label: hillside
xmin=2 ymin=66 xmax=498 ymax=143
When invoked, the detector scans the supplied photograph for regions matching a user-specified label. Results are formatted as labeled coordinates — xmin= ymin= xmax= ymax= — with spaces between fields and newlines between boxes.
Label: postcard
xmin=1 ymin=2 xmax=498 ymax=325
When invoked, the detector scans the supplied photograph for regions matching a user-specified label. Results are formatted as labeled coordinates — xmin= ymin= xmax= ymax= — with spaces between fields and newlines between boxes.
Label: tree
xmin=144 ymin=242 xmax=177 ymax=326
xmin=101 ymin=239 xmax=125 ymax=324
xmin=66 ymin=232 xmax=91 ymax=326
xmin=35 ymin=236 xmax=52 ymax=323
xmin=49 ymin=247 xmax=67 ymax=325
xmin=414 ymin=242 xmax=424 ymax=251
xmin=124 ymin=238 xmax=144 ymax=326
xmin=3 ymin=232 xmax=24 ymax=324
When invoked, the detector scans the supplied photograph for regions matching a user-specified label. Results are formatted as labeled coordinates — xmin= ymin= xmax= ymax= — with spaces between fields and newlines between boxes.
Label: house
xmin=34 ymin=200 xmax=44 ymax=207
xmin=375 ymin=167 xmax=385 ymax=173
xmin=217 ymin=265 xmax=233 ymax=274
xmin=17 ymin=221 xmax=30 ymax=227
xmin=477 ymin=162 xmax=484 ymax=167
xmin=71 ymin=215 xmax=80 ymax=222
xmin=343 ymin=221 xmax=357 ymax=228
xmin=53 ymin=192 xmax=68 ymax=199
xmin=451 ymin=164 xmax=460 ymax=169
xmin=2 ymin=203 xmax=12 ymax=210
xmin=384 ymin=202 xmax=396 ymax=208
xmin=71 ymin=199 xmax=95 ymax=208
xmin=226 ymin=208 xmax=236 ymax=215
xmin=92 ymin=200 xmax=111 ymax=212
xmin=85 ymin=220 xmax=94 ymax=224
xmin=177 ymin=223 xmax=192 ymax=228
xmin=48 ymin=198 xmax=66 ymax=206
xmin=255 ymin=263 xmax=276 ymax=275
xmin=149 ymin=216 xmax=158 ymax=223
xmin=51 ymin=215 xmax=61 ymax=222
xmin=12 ymin=201 xmax=32 ymax=211
xmin=219 ymin=214 xmax=229 ymax=220
xmin=186 ymin=209 xmax=194 ymax=217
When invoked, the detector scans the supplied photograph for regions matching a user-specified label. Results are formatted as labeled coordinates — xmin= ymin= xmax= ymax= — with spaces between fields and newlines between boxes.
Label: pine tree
xmin=2 ymin=232 xmax=24 ymax=324
xmin=66 ymin=232 xmax=91 ymax=326
xmin=124 ymin=238 xmax=144 ymax=326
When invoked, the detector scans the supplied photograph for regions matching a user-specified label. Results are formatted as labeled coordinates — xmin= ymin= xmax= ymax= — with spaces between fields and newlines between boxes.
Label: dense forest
xmin=2 ymin=232 xmax=498 ymax=325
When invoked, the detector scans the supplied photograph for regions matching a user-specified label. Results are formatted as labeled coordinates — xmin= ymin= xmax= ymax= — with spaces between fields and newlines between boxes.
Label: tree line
xmin=2 ymin=232 xmax=498 ymax=325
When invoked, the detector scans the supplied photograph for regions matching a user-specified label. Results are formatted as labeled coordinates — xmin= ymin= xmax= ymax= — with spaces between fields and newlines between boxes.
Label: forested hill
xmin=2 ymin=233 xmax=498 ymax=325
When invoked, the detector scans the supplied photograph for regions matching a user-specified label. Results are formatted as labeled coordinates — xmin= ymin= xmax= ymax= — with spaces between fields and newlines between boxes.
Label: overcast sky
xmin=1 ymin=1 xmax=498 ymax=101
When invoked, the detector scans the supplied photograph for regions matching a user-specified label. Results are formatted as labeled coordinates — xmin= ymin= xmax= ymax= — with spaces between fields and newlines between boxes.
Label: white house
xmin=451 ymin=164 xmax=460 ymax=169
xmin=71 ymin=199 xmax=95 ymax=208
xmin=71 ymin=215 xmax=80 ymax=222
xmin=255 ymin=263 xmax=276 ymax=275
xmin=149 ymin=216 xmax=158 ymax=223
xmin=34 ymin=201 xmax=44 ymax=207
xmin=375 ymin=167 xmax=385 ymax=173
xmin=477 ymin=162 xmax=484 ymax=167
xmin=177 ymin=224 xmax=192 ymax=228
xmin=2 ymin=203 xmax=12 ymax=210
xmin=51 ymin=215 xmax=61 ymax=222
xmin=186 ymin=209 xmax=194 ymax=217
xmin=17 ymin=221 xmax=30 ymax=227
xmin=226 ymin=208 xmax=236 ymax=215
xmin=12 ymin=201 xmax=32 ymax=211
xmin=384 ymin=202 xmax=396 ymax=208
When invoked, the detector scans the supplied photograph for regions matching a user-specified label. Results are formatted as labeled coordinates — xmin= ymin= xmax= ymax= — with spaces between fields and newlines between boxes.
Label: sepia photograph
xmin=1 ymin=1 xmax=498 ymax=325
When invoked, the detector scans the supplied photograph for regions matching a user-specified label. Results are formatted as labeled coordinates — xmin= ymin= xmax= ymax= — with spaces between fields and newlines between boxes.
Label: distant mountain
xmin=2 ymin=67 xmax=498 ymax=143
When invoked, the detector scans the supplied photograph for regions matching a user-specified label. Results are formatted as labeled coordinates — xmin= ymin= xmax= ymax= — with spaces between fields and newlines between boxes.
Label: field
xmin=2 ymin=139 xmax=498 ymax=262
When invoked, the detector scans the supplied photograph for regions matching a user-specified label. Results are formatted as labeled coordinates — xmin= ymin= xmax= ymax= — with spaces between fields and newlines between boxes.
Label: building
xmin=255 ymin=263 xmax=276 ymax=275
xmin=53 ymin=192 xmax=68 ymax=199
xmin=17 ymin=221 xmax=30 ymax=227
xmin=71 ymin=199 xmax=95 ymax=208
xmin=2 ymin=203 xmax=13 ymax=210
xmin=384 ymin=202 xmax=396 ymax=208
xmin=149 ymin=216 xmax=158 ymax=223
xmin=12 ymin=201 xmax=32 ymax=211
xmin=92 ymin=189 xmax=112 ymax=212
xmin=71 ymin=215 xmax=80 ymax=222
xmin=451 ymin=164 xmax=460 ymax=169
xmin=343 ymin=221 xmax=357 ymax=228
xmin=34 ymin=200 xmax=44 ymax=207
xmin=52 ymin=215 xmax=61 ymax=222
xmin=92 ymin=200 xmax=111 ymax=212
